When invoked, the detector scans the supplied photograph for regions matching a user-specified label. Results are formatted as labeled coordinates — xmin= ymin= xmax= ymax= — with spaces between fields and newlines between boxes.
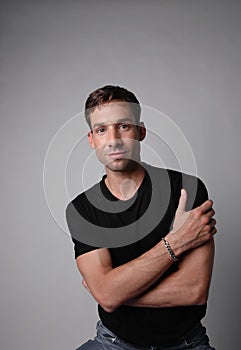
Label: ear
xmin=138 ymin=122 xmax=146 ymax=141
xmin=88 ymin=131 xmax=95 ymax=149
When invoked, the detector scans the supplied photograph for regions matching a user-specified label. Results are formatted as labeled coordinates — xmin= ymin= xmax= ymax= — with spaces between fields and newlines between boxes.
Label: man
xmin=66 ymin=85 xmax=217 ymax=350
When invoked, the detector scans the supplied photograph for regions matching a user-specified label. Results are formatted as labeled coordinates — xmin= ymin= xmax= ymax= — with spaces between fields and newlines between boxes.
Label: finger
xmin=209 ymin=218 xmax=216 ymax=227
xmin=206 ymin=209 xmax=215 ymax=218
xmin=210 ymin=226 xmax=217 ymax=235
xmin=200 ymin=199 xmax=213 ymax=213
xmin=176 ymin=188 xmax=188 ymax=214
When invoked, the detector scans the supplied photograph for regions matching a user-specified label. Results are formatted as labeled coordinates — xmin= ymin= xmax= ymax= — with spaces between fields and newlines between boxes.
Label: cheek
xmin=94 ymin=141 xmax=106 ymax=155
xmin=92 ymin=137 xmax=105 ymax=148
xmin=125 ymin=137 xmax=140 ymax=149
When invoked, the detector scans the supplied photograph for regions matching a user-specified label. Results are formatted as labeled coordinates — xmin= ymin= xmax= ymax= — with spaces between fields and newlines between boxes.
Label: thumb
xmin=176 ymin=188 xmax=188 ymax=214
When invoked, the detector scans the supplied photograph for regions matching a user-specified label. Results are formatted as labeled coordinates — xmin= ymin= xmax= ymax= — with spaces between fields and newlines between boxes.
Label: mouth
xmin=107 ymin=151 xmax=128 ymax=160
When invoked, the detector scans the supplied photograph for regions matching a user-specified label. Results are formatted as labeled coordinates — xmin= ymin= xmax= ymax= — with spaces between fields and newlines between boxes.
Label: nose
xmin=106 ymin=126 xmax=123 ymax=147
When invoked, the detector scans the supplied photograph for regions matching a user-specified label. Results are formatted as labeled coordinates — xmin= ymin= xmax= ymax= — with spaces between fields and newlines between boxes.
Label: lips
xmin=107 ymin=151 xmax=128 ymax=159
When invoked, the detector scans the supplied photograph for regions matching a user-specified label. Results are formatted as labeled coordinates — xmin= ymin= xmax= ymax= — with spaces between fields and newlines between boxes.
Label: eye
xmin=95 ymin=127 xmax=106 ymax=134
xmin=119 ymin=123 xmax=131 ymax=130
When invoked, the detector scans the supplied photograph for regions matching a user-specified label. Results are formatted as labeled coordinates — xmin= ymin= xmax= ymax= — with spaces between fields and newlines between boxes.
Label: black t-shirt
xmin=65 ymin=164 xmax=209 ymax=346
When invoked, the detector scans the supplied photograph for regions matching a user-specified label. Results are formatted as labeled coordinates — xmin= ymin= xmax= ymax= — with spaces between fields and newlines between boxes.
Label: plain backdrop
xmin=1 ymin=1 xmax=241 ymax=349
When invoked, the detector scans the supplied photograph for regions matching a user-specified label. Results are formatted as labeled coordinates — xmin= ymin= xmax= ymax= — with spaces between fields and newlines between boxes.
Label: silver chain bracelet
xmin=161 ymin=237 xmax=179 ymax=262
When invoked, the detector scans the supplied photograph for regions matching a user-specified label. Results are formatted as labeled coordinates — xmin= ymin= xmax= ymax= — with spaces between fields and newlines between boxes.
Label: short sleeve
xmin=72 ymin=238 xmax=98 ymax=259
xmin=65 ymin=202 xmax=99 ymax=259
xmin=169 ymin=170 xmax=209 ymax=212
xmin=192 ymin=177 xmax=209 ymax=208
xmin=179 ymin=172 xmax=209 ymax=211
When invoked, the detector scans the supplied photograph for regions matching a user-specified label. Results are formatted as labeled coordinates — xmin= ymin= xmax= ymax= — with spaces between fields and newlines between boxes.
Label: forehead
xmin=89 ymin=101 xmax=136 ymax=127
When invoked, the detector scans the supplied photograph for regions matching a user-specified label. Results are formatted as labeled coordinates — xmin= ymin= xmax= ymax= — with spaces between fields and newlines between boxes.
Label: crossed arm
xmin=75 ymin=190 xmax=216 ymax=312
xmin=125 ymin=238 xmax=214 ymax=308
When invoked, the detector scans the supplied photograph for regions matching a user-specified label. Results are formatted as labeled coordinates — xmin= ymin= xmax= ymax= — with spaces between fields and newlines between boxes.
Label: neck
xmin=105 ymin=163 xmax=145 ymax=200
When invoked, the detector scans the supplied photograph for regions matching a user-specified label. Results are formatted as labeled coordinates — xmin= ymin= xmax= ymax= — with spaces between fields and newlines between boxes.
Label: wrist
xmin=161 ymin=237 xmax=179 ymax=262
xmin=165 ymin=232 xmax=183 ymax=258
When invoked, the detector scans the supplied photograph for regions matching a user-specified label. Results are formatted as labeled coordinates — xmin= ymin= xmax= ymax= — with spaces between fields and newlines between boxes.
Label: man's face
xmin=88 ymin=101 xmax=146 ymax=173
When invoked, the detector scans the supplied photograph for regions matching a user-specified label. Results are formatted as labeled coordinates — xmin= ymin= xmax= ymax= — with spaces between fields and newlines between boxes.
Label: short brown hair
xmin=84 ymin=85 xmax=141 ymax=129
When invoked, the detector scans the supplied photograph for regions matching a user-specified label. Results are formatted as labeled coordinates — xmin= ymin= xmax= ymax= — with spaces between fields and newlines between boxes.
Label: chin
xmin=107 ymin=159 xmax=139 ymax=172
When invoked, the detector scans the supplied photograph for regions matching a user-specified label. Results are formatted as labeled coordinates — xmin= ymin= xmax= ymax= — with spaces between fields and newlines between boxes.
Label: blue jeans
xmin=76 ymin=320 xmax=216 ymax=349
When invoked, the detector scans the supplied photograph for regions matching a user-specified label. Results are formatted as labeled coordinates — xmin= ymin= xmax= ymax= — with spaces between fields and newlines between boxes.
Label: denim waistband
xmin=96 ymin=319 xmax=210 ymax=349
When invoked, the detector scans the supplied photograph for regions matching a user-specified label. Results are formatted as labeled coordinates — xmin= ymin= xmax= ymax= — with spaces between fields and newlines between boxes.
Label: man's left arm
xmin=125 ymin=236 xmax=214 ymax=308
xmin=126 ymin=180 xmax=215 ymax=308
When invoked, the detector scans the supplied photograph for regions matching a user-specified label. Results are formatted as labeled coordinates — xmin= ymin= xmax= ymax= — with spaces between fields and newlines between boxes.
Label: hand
xmin=169 ymin=189 xmax=217 ymax=255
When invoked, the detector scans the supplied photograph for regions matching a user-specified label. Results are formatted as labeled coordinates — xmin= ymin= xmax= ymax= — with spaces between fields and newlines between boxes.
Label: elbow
xmin=192 ymin=285 xmax=209 ymax=305
xmin=85 ymin=279 xmax=121 ymax=313
xmin=96 ymin=291 xmax=120 ymax=313
xmin=101 ymin=303 xmax=118 ymax=313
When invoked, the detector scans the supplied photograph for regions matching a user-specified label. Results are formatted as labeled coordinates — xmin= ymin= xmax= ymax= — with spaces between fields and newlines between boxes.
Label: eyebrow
xmin=92 ymin=118 xmax=135 ymax=130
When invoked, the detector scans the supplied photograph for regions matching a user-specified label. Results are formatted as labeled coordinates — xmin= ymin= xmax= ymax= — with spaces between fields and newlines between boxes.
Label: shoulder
xmin=143 ymin=163 xmax=208 ymax=209
xmin=65 ymin=181 xmax=102 ymax=239
xmin=65 ymin=183 xmax=101 ymax=259
xmin=145 ymin=163 xmax=206 ymax=186
xmin=66 ymin=181 xmax=100 ymax=214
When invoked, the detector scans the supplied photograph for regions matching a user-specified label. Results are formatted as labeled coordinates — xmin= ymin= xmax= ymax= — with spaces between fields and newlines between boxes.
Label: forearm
xmin=83 ymin=239 xmax=175 ymax=312
xmin=126 ymin=238 xmax=215 ymax=308
xmin=126 ymin=270 xmax=198 ymax=307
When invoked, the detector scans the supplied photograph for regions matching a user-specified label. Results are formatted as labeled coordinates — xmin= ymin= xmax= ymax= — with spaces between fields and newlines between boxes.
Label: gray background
xmin=1 ymin=0 xmax=241 ymax=349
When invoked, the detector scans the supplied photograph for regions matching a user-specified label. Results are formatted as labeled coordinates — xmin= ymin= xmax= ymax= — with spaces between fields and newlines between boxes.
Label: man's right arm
xmin=76 ymin=240 xmax=173 ymax=313
xmin=75 ymin=192 xmax=216 ymax=313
